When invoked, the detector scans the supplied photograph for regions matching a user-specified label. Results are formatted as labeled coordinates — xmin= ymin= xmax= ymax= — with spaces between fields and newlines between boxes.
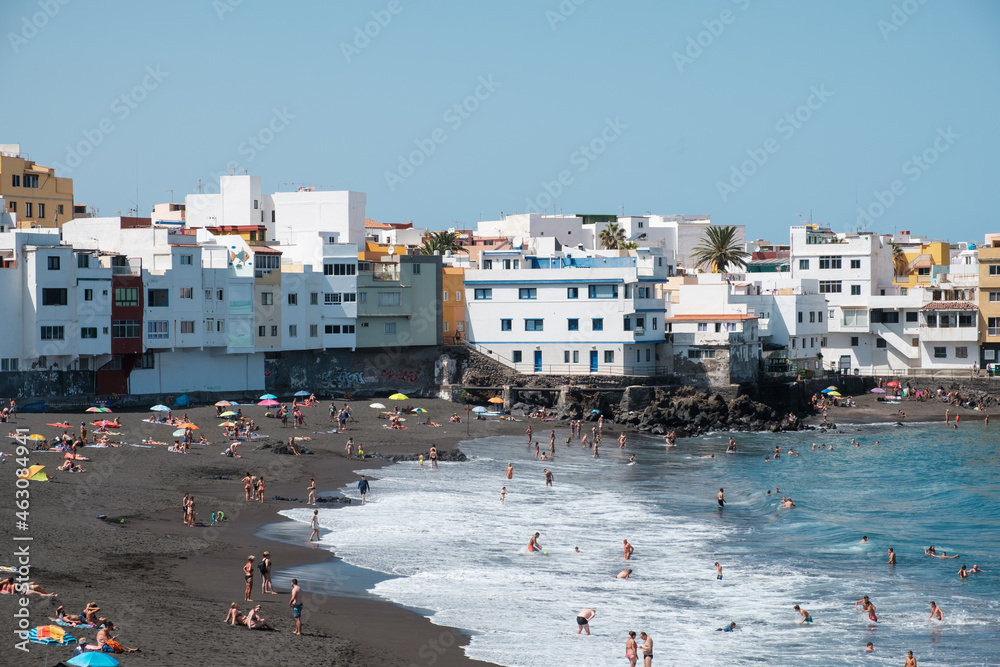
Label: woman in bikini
xmin=625 ymin=630 xmax=639 ymax=667
xmin=257 ymin=477 xmax=265 ymax=503
xmin=242 ymin=474 xmax=253 ymax=502
xmin=245 ymin=605 xmax=280 ymax=631
xmin=243 ymin=556 xmax=255 ymax=602
xmin=224 ymin=602 xmax=246 ymax=626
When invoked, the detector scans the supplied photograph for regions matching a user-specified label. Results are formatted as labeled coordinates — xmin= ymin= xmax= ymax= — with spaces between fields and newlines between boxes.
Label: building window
xmin=917 ymin=267 xmax=930 ymax=276
xmin=81 ymin=327 xmax=98 ymax=339
xmin=443 ymin=291 xmax=449 ymax=301
xmin=850 ymin=259 xmax=861 ymax=269
xmin=519 ymin=288 xmax=537 ymax=299
xmin=412 ymin=263 xmax=421 ymax=275
xmin=809 ymin=311 xmax=816 ymax=323
xmin=798 ymin=259 xmax=809 ymax=270
xmin=934 ymin=346 xmax=947 ymax=358
xmin=205 ymin=318 xmax=214 ymax=332
xmin=11 ymin=175 xmax=20 ymax=187
xmin=592 ymin=318 xmax=604 ymax=331
xmin=990 ymin=292 xmax=1000 ymax=302
xmin=604 ymin=350 xmax=615 ymax=363
xmin=882 ymin=311 xmax=900 ymax=324
xmin=524 ymin=319 xmax=544 ymax=331
xmin=41 ymin=288 xmax=67 ymax=306
xmin=906 ymin=311 xmax=918 ymax=322
xmin=959 ymin=313 xmax=975 ymax=327
xmin=0 ymin=358 xmax=18 ymax=371
xmin=137 ymin=351 xmax=156 ymax=369
xmin=310 ymin=324 xmax=318 ymax=337
xmin=990 ymin=265 xmax=1000 ymax=276
xmin=646 ymin=348 xmax=651 ymax=362
xmin=217 ymin=320 xmax=225 ymax=332
xmin=179 ymin=287 xmax=193 ymax=299
xmin=474 ymin=289 xmax=492 ymax=300
xmin=253 ymin=199 xmax=259 ymax=209
xmin=310 ymin=292 xmax=318 ymax=305
xmin=456 ymin=291 xmax=462 ymax=301
xmin=819 ymin=281 xmax=842 ymax=293
xmin=848 ymin=284 xmax=861 ymax=296
xmin=955 ymin=346 xmax=968 ymax=358
xmin=7 ymin=201 xmax=14 ymax=212
xmin=84 ymin=289 xmax=93 ymax=301
xmin=512 ymin=351 xmax=522 ymax=363
xmin=325 ymin=293 xmax=341 ymax=305
xmin=900 ymin=287 xmax=908 ymax=296
xmin=567 ymin=287 xmax=579 ymax=299
xmin=798 ymin=312 xmax=803 ymax=323
xmin=443 ymin=321 xmax=450 ymax=332
xmin=270 ymin=325 xmax=278 ymax=337
xmin=261 ymin=292 xmax=273 ymax=305
xmin=25 ymin=202 xmax=32 ymax=217
xmin=77 ymin=253 xmax=90 ymax=268
xmin=205 ymin=289 xmax=213 ymax=300
xmin=501 ymin=319 xmax=512 ymax=331
xmin=344 ymin=324 xmax=355 ymax=333
xmin=818 ymin=311 xmax=823 ymax=322
xmin=568 ymin=318 xmax=579 ymax=331
xmin=457 ymin=321 xmax=464 ymax=332
xmin=325 ymin=325 xmax=336 ymax=334
xmin=342 ymin=293 xmax=356 ymax=303
xmin=384 ymin=322 xmax=397 ymax=335
xmin=483 ymin=260 xmax=493 ymax=270
xmin=323 ymin=263 xmax=356 ymax=276
xmin=851 ymin=336 xmax=859 ymax=346
xmin=24 ymin=174 xmax=38 ymax=188
xmin=147 ymin=320 xmax=169 ymax=339
xmin=179 ymin=254 xmax=193 ymax=265
xmin=147 ymin=289 xmax=169 ymax=307
xmin=57 ymin=204 xmax=64 ymax=215
xmin=818 ymin=256 xmax=842 ymax=270
xmin=217 ymin=289 xmax=224 ymax=301
xmin=926 ymin=314 xmax=937 ymax=327
xmin=114 ymin=287 xmax=138 ymax=306
xmin=697 ymin=323 xmax=708 ymax=332
xmin=842 ymin=310 xmax=867 ymax=326
xmin=624 ymin=317 xmax=633 ymax=332
xmin=258 ymin=325 xmax=266 ymax=337
xmin=288 ymin=293 xmax=298 ymax=305
xmin=288 ymin=325 xmax=297 ymax=338
xmin=112 ymin=320 xmax=141 ymax=338
xmin=564 ymin=350 xmax=571 ymax=363
xmin=377 ymin=292 xmax=401 ymax=307
xmin=573 ymin=350 xmax=579 ymax=363
xmin=876 ymin=338 xmax=887 ymax=348
xmin=358 ymin=292 xmax=367 ymax=303
xmin=588 ymin=284 xmax=618 ymax=299
xmin=179 ymin=321 xmax=195 ymax=334
xmin=47 ymin=255 xmax=60 ymax=270
xmin=40 ymin=326 xmax=64 ymax=340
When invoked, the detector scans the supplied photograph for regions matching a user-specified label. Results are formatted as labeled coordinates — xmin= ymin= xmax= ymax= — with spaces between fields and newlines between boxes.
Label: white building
xmin=465 ymin=238 xmax=671 ymax=375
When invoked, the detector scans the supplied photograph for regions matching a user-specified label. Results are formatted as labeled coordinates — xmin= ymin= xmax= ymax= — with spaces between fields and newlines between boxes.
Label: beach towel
xmin=51 ymin=619 xmax=96 ymax=628
xmin=0 ymin=566 xmax=18 ymax=574
xmin=382 ymin=424 xmax=408 ymax=430
xmin=129 ymin=444 xmax=153 ymax=448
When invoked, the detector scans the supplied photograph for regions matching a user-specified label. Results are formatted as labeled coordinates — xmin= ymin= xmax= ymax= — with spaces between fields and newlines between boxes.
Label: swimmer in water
xmin=717 ymin=488 xmax=725 ymax=508
xmin=905 ymin=650 xmax=917 ymax=667
xmin=860 ymin=535 xmax=868 ymax=543
xmin=958 ymin=564 xmax=968 ymax=579
xmin=500 ymin=487 xmax=506 ymax=505
xmin=715 ymin=562 xmax=722 ymax=580
xmin=928 ymin=601 xmax=943 ymax=621
xmin=623 ymin=539 xmax=634 ymax=560
xmin=866 ymin=642 xmax=875 ymax=652
xmin=617 ymin=569 xmax=632 ymax=579
xmin=528 ymin=532 xmax=541 ymax=552
xmin=970 ymin=564 xmax=984 ymax=573
xmin=793 ymin=605 xmax=812 ymax=624
xmin=887 ymin=548 xmax=896 ymax=565
xmin=628 ymin=454 xmax=635 ymax=464
xmin=855 ymin=595 xmax=877 ymax=622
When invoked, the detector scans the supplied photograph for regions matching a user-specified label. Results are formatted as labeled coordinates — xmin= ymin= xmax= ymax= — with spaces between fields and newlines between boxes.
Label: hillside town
xmin=1 ymin=142 xmax=995 ymax=397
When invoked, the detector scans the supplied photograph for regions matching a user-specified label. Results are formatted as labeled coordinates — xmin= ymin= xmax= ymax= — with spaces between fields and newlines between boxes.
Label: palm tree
xmin=691 ymin=226 xmax=749 ymax=273
xmin=599 ymin=223 xmax=627 ymax=250
xmin=888 ymin=241 xmax=906 ymax=280
xmin=419 ymin=231 xmax=466 ymax=255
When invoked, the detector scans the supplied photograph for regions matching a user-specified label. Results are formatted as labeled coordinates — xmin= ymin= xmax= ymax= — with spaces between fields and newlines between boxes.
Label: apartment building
xmin=0 ymin=144 xmax=74 ymax=228
xmin=356 ymin=254 xmax=442 ymax=349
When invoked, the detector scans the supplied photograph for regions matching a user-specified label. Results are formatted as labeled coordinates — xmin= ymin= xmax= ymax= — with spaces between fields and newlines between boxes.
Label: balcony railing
xmin=111 ymin=266 xmax=140 ymax=276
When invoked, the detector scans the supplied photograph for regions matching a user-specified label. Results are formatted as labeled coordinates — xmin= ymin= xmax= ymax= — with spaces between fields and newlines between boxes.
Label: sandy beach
xmin=0 ymin=388 xmax=984 ymax=666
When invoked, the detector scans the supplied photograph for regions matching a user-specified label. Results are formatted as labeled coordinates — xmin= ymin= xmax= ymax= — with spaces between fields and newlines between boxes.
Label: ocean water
xmin=282 ymin=421 xmax=1000 ymax=666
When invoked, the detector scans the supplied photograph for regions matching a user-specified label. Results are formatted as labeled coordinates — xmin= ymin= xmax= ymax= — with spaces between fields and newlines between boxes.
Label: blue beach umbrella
xmin=67 ymin=652 xmax=121 ymax=666
xmin=150 ymin=404 xmax=171 ymax=411
xmin=471 ymin=406 xmax=488 ymax=413
xmin=294 ymin=390 xmax=311 ymax=397
xmin=260 ymin=394 xmax=277 ymax=400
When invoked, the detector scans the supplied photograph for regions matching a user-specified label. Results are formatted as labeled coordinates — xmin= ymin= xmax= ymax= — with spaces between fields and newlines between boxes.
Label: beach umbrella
xmin=870 ymin=388 xmax=886 ymax=393
xmin=369 ymin=403 xmax=386 ymax=409
xmin=86 ymin=407 xmax=111 ymax=413
xmin=260 ymin=393 xmax=277 ymax=400
xmin=820 ymin=388 xmax=836 ymax=394
xmin=388 ymin=393 xmax=409 ymax=401
xmin=488 ymin=397 xmax=504 ymax=404
xmin=215 ymin=400 xmax=232 ymax=407
xmin=219 ymin=421 xmax=237 ymax=427
xmin=172 ymin=429 xmax=186 ymax=437
xmin=413 ymin=407 xmax=427 ymax=413
xmin=29 ymin=624 xmax=76 ymax=667
xmin=826 ymin=385 xmax=838 ymax=391
xmin=259 ymin=399 xmax=280 ymax=407
xmin=219 ymin=411 xmax=238 ymax=417
xmin=827 ymin=391 xmax=842 ymax=397
xmin=179 ymin=423 xmax=199 ymax=430
xmin=67 ymin=652 xmax=121 ymax=667
xmin=294 ymin=390 xmax=311 ymax=397
xmin=27 ymin=434 xmax=46 ymax=440
xmin=885 ymin=381 xmax=900 ymax=387
xmin=590 ymin=409 xmax=601 ymax=414
xmin=471 ymin=406 xmax=488 ymax=413
xmin=46 ymin=422 xmax=72 ymax=428
xmin=150 ymin=404 xmax=171 ymax=412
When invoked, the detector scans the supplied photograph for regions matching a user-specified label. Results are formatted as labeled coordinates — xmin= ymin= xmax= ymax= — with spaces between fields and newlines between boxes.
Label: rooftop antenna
xmin=135 ymin=152 xmax=139 ymax=217
xmin=168 ymin=189 xmax=174 ymax=203
xmin=196 ymin=179 xmax=204 ymax=194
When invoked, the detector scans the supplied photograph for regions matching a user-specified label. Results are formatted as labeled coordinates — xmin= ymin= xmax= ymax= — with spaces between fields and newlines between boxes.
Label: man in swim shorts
xmin=576 ymin=608 xmax=596 ymax=635
xmin=717 ymin=488 xmax=725 ymax=508
xmin=794 ymin=605 xmax=812 ymax=624
xmin=528 ymin=532 xmax=541 ymax=552
xmin=715 ymin=562 xmax=723 ymax=580
xmin=639 ymin=631 xmax=652 ymax=666
xmin=289 ymin=578 xmax=303 ymax=635
xmin=928 ymin=601 xmax=943 ymax=621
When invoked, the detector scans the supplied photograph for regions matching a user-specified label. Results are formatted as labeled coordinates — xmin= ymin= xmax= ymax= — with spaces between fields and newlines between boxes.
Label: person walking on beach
xmin=345 ymin=438 xmax=353 ymax=459
xmin=260 ymin=551 xmax=275 ymax=595
xmin=575 ymin=608 xmax=596 ymax=635
xmin=289 ymin=578 xmax=303 ymax=635
xmin=309 ymin=510 xmax=320 ymax=542
xmin=639 ymin=631 xmax=652 ymax=667
xmin=243 ymin=556 xmax=255 ymax=602
xmin=525 ymin=425 xmax=532 ymax=444
xmin=358 ymin=475 xmax=371 ymax=504
xmin=718 ymin=488 xmax=726 ymax=508
xmin=307 ymin=478 xmax=316 ymax=506
xmin=623 ymin=539 xmax=634 ymax=560
xmin=793 ymin=605 xmax=812 ymax=624
xmin=619 ymin=433 xmax=627 ymax=449
xmin=928 ymin=601 xmax=943 ymax=621
xmin=534 ymin=442 xmax=540 ymax=459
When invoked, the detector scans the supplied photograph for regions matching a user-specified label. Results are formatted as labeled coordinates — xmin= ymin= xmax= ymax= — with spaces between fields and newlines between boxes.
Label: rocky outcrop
xmin=381 ymin=448 xmax=468 ymax=463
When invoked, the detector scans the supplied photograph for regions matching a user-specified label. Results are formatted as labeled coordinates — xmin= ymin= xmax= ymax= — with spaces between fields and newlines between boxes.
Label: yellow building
xmin=442 ymin=266 xmax=466 ymax=344
xmin=977 ymin=236 xmax=1000 ymax=369
xmin=893 ymin=238 xmax=949 ymax=288
xmin=0 ymin=144 xmax=74 ymax=228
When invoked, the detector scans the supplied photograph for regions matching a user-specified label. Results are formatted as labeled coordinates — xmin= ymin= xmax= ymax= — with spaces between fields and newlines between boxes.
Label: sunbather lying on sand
xmin=0 ymin=577 xmax=57 ymax=596
xmin=245 ymin=605 xmax=280 ymax=631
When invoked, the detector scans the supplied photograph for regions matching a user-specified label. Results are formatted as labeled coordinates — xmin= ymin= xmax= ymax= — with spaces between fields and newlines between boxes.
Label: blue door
xmin=590 ymin=350 xmax=598 ymax=372
xmin=534 ymin=350 xmax=542 ymax=372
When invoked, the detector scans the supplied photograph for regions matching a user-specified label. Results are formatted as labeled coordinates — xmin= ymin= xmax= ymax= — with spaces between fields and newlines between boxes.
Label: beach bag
xmin=102 ymin=639 xmax=124 ymax=654
xmin=258 ymin=560 xmax=267 ymax=574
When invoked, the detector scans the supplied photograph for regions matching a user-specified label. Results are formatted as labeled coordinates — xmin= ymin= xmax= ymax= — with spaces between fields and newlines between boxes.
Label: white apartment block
xmin=465 ymin=238 xmax=671 ymax=375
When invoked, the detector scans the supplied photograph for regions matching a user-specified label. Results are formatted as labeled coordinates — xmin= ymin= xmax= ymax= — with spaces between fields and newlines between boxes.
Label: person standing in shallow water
xmin=717 ymin=488 xmax=726 ymax=508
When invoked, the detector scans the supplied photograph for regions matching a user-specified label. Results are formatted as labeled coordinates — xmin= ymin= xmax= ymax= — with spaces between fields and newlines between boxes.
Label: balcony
xmin=633 ymin=327 xmax=645 ymax=336
xmin=111 ymin=265 xmax=140 ymax=276
xmin=370 ymin=265 xmax=400 ymax=282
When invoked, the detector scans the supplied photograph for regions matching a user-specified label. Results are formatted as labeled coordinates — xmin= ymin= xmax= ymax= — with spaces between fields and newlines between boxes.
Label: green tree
xmin=419 ymin=231 xmax=466 ymax=255
xmin=599 ymin=222 xmax=627 ymax=250
xmin=691 ymin=225 xmax=749 ymax=273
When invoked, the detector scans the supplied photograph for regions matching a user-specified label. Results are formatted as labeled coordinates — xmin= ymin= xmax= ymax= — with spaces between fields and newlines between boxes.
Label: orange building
xmin=442 ymin=266 xmax=466 ymax=344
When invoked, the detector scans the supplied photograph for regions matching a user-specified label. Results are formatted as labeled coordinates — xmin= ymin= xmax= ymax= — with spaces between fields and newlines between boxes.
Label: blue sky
xmin=3 ymin=0 xmax=998 ymax=243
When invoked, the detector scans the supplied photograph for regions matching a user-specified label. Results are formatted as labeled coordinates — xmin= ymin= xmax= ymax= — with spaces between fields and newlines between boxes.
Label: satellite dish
xmin=512 ymin=236 xmax=523 ymax=248
xmin=387 ymin=245 xmax=395 ymax=255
